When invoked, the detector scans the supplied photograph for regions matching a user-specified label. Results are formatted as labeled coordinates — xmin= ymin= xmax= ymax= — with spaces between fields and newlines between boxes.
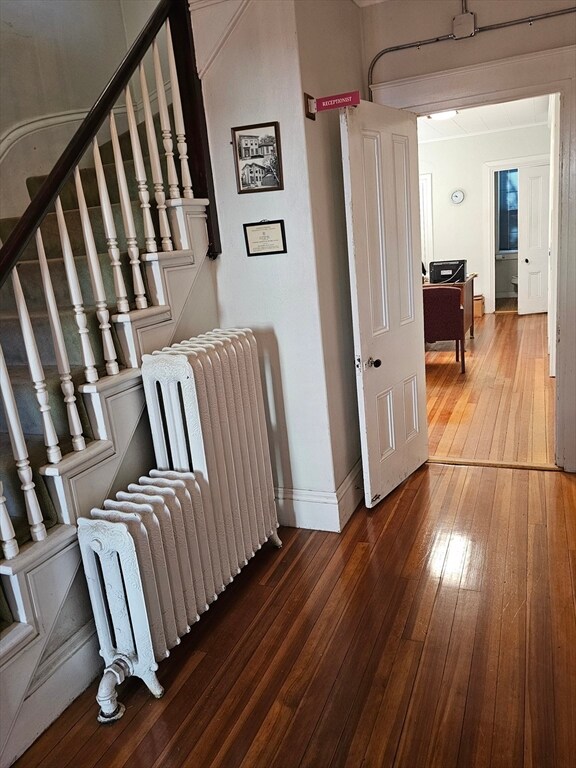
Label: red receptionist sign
xmin=315 ymin=91 xmax=360 ymax=112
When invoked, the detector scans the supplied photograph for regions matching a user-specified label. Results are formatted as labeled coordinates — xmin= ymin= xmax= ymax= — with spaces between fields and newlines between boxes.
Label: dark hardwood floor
xmin=426 ymin=312 xmax=555 ymax=467
xmin=14 ymin=463 xmax=576 ymax=768
xmin=12 ymin=308 xmax=571 ymax=767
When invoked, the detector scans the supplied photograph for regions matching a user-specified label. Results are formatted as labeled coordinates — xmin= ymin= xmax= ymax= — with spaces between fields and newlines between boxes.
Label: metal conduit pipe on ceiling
xmin=367 ymin=2 xmax=576 ymax=100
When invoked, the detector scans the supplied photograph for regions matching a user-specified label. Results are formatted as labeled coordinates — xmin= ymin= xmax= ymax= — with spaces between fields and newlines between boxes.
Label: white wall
xmin=363 ymin=0 xmax=576 ymax=85
xmin=191 ymin=0 xmax=364 ymax=529
xmin=293 ymin=0 xmax=364 ymax=494
xmin=418 ymin=124 xmax=551 ymax=299
xmin=0 ymin=0 xmax=157 ymax=217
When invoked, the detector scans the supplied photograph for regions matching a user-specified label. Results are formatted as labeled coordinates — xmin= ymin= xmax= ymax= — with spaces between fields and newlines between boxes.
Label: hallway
xmin=14 ymin=460 xmax=575 ymax=768
xmin=426 ymin=312 xmax=555 ymax=468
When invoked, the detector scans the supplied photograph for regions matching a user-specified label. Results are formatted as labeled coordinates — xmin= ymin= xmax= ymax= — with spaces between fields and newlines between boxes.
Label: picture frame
xmin=231 ymin=122 xmax=283 ymax=194
xmin=243 ymin=220 xmax=287 ymax=257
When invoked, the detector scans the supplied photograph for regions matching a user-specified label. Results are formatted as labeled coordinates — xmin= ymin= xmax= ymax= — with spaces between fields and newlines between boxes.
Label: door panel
xmin=341 ymin=101 xmax=428 ymax=508
xmin=518 ymin=163 xmax=550 ymax=315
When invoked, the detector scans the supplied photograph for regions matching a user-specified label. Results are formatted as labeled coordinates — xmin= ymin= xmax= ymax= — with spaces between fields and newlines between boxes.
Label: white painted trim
xmin=2 ymin=624 xmax=100 ymax=767
xmin=482 ymin=154 xmax=550 ymax=314
xmin=352 ymin=0 xmax=389 ymax=7
xmin=189 ymin=0 xmax=237 ymax=8
xmin=0 ymin=623 xmax=36 ymax=667
xmin=275 ymin=460 xmax=363 ymax=532
xmin=0 ymin=525 xmax=77 ymax=577
xmin=27 ymin=621 xmax=96 ymax=695
xmin=0 ymin=111 xmax=88 ymax=163
xmin=371 ymin=46 xmax=576 ymax=110
xmin=191 ymin=0 xmax=252 ymax=79
xmin=336 ymin=460 xmax=364 ymax=530
xmin=419 ymin=173 xmax=434 ymax=270
xmin=372 ymin=45 xmax=576 ymax=472
xmin=0 ymin=81 xmax=170 ymax=164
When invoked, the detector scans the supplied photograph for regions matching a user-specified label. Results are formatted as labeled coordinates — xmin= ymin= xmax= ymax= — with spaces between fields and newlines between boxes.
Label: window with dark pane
xmin=496 ymin=169 xmax=518 ymax=252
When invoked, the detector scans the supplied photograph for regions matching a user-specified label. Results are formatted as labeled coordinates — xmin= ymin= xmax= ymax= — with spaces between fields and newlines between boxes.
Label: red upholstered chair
xmin=423 ymin=285 xmax=466 ymax=373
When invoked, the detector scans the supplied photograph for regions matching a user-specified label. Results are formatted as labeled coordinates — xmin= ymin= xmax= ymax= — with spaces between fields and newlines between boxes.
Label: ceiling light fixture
xmin=427 ymin=110 xmax=458 ymax=121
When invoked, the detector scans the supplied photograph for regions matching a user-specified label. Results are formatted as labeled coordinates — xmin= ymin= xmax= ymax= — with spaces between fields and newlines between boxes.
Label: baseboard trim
xmin=275 ymin=460 xmax=363 ymax=532
xmin=428 ymin=456 xmax=560 ymax=471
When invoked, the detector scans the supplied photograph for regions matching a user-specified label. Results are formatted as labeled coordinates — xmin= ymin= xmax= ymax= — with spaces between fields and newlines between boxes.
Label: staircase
xmin=0 ymin=1 xmax=219 ymax=763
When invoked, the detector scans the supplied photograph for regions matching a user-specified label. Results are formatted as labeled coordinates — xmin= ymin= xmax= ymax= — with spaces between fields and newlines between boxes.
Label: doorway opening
xmin=494 ymin=167 xmax=518 ymax=312
xmin=417 ymin=95 xmax=558 ymax=469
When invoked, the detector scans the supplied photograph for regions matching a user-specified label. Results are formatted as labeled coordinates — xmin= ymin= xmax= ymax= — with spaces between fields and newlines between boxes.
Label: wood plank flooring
xmin=14 ymin=463 xmax=576 ymax=768
xmin=426 ymin=312 xmax=555 ymax=467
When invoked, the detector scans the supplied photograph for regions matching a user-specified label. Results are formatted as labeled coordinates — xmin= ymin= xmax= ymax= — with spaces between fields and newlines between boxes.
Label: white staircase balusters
xmin=0 ymin=481 xmax=19 ymax=559
xmin=74 ymin=168 xmax=120 ymax=377
xmin=93 ymin=137 xmax=130 ymax=315
xmin=11 ymin=268 xmax=62 ymax=464
xmin=125 ymin=84 xmax=158 ymax=255
xmin=166 ymin=21 xmax=193 ymax=199
xmin=109 ymin=112 xmax=148 ymax=310
xmin=55 ymin=198 xmax=99 ymax=385
xmin=35 ymin=229 xmax=86 ymax=452
xmin=0 ymin=347 xmax=47 ymax=542
xmin=139 ymin=63 xmax=173 ymax=252
xmin=153 ymin=38 xmax=179 ymax=200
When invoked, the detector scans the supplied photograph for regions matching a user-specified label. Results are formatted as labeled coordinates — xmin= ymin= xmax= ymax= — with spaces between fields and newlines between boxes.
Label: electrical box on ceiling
xmin=452 ymin=12 xmax=476 ymax=39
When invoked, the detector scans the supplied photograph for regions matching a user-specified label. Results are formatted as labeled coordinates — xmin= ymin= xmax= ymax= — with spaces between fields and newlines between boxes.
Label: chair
xmin=423 ymin=285 xmax=466 ymax=373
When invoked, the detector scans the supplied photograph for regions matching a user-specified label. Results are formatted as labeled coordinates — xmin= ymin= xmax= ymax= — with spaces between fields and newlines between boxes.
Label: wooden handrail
xmin=170 ymin=0 xmax=221 ymax=258
xmin=0 ymin=0 xmax=220 ymax=287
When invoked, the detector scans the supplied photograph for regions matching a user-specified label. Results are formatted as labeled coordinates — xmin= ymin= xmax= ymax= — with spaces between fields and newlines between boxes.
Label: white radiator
xmin=78 ymin=329 xmax=281 ymax=722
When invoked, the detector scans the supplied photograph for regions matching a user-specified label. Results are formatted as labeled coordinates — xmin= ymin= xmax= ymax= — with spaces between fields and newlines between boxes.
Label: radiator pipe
xmin=96 ymin=658 xmax=131 ymax=723
xmin=368 ymin=5 xmax=576 ymax=99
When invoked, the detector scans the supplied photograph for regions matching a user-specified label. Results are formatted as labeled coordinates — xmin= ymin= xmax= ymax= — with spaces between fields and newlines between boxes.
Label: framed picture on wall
xmin=231 ymin=122 xmax=284 ymax=194
xmin=243 ymin=219 xmax=287 ymax=256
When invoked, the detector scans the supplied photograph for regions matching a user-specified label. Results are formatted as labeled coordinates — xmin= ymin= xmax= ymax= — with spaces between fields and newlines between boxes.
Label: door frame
xmin=483 ymin=154 xmax=550 ymax=315
xmin=371 ymin=45 xmax=576 ymax=472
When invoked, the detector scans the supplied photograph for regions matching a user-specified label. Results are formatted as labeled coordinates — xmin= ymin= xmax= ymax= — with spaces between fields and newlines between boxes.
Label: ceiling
xmin=417 ymin=95 xmax=551 ymax=143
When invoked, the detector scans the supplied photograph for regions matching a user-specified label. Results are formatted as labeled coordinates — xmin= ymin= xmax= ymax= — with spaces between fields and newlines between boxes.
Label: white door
xmin=340 ymin=101 xmax=428 ymax=509
xmin=518 ymin=163 xmax=550 ymax=315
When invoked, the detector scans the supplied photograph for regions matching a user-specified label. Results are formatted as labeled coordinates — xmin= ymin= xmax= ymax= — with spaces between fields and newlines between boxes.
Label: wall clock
xmin=451 ymin=189 xmax=465 ymax=204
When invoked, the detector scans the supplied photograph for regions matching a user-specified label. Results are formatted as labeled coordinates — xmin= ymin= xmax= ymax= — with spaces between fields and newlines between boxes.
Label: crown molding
xmin=188 ymin=0 xmax=235 ymax=9
xmin=191 ymin=0 xmax=251 ymax=79
xmin=351 ymin=0 xmax=390 ymax=7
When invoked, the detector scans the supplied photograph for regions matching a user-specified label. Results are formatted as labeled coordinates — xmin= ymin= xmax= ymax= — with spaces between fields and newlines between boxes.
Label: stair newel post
xmin=153 ymin=37 xmax=179 ymax=199
xmin=125 ymin=84 xmax=158 ymax=256
xmin=10 ymin=268 xmax=62 ymax=464
xmin=55 ymin=197 xmax=99 ymax=385
xmin=92 ymin=137 xmax=130 ymax=315
xmin=0 ymin=481 xmax=19 ymax=559
xmin=166 ymin=20 xmax=194 ymax=199
xmin=35 ymin=229 xmax=86 ymax=452
xmin=0 ymin=346 xmax=47 ymax=542
xmin=139 ymin=62 xmax=173 ymax=252
xmin=74 ymin=168 xmax=120 ymax=377
xmin=109 ymin=111 xmax=149 ymax=310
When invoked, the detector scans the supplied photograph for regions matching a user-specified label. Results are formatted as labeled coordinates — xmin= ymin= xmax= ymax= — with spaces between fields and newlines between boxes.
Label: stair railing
xmin=0 ymin=0 xmax=220 ymax=552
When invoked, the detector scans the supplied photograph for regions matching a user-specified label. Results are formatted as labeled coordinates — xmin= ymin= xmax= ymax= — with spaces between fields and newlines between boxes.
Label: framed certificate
xmin=243 ymin=220 xmax=287 ymax=256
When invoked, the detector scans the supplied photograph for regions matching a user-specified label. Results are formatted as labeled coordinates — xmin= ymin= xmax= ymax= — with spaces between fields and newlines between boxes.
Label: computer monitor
xmin=429 ymin=260 xmax=467 ymax=284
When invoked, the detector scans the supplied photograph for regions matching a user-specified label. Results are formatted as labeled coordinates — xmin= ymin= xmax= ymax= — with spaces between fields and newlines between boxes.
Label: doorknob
xmin=365 ymin=357 xmax=382 ymax=369
xmin=525 ymin=258 xmax=530 ymax=263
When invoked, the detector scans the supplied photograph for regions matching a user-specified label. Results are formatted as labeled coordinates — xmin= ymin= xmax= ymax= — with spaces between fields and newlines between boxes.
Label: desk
xmin=424 ymin=274 xmax=476 ymax=338
xmin=458 ymin=274 xmax=475 ymax=339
